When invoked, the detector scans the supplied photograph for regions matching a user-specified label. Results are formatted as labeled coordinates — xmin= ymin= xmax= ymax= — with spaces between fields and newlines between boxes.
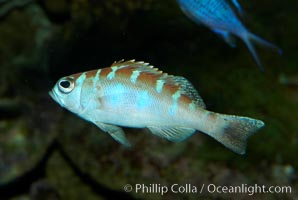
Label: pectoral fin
xmin=148 ymin=126 xmax=196 ymax=142
xmin=94 ymin=122 xmax=131 ymax=147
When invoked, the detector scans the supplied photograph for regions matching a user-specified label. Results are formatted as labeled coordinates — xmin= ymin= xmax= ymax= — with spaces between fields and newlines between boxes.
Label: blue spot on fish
xmin=108 ymin=83 xmax=126 ymax=106
xmin=136 ymin=91 xmax=151 ymax=109
xmin=169 ymin=104 xmax=178 ymax=116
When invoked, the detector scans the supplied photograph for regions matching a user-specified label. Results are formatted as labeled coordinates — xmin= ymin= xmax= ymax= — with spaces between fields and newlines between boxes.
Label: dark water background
xmin=0 ymin=0 xmax=297 ymax=199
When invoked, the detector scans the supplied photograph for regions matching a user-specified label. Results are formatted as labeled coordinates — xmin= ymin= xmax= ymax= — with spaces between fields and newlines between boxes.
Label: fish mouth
xmin=49 ymin=90 xmax=55 ymax=99
xmin=49 ymin=90 xmax=61 ymax=105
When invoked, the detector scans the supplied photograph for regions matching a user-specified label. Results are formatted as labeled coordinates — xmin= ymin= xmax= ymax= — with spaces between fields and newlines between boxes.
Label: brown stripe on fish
xmin=162 ymin=83 xmax=180 ymax=97
xmin=85 ymin=69 xmax=99 ymax=79
xmin=136 ymin=71 xmax=164 ymax=86
xmin=71 ymin=72 xmax=83 ymax=81
xmin=115 ymin=66 xmax=136 ymax=78
xmin=113 ymin=66 xmax=141 ymax=84
xmin=99 ymin=67 xmax=113 ymax=79
xmin=179 ymin=94 xmax=193 ymax=106
xmin=109 ymin=65 xmax=142 ymax=83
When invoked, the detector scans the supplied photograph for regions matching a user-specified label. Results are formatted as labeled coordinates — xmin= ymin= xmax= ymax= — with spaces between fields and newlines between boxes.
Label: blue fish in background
xmin=176 ymin=0 xmax=282 ymax=70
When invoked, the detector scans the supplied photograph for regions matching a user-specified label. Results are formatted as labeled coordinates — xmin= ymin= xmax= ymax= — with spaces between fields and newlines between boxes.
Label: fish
xmin=49 ymin=60 xmax=264 ymax=154
xmin=176 ymin=0 xmax=282 ymax=70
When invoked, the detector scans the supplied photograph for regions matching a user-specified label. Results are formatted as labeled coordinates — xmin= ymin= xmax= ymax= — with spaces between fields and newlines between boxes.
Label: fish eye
xmin=58 ymin=78 xmax=74 ymax=94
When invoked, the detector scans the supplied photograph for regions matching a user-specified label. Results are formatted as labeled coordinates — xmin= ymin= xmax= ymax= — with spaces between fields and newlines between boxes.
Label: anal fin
xmin=94 ymin=122 xmax=131 ymax=147
xmin=148 ymin=126 xmax=196 ymax=142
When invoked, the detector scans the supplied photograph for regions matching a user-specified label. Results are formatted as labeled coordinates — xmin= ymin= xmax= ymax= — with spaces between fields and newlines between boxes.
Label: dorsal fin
xmin=111 ymin=59 xmax=155 ymax=71
xmin=170 ymin=76 xmax=206 ymax=108
xmin=110 ymin=59 xmax=165 ymax=80
xmin=110 ymin=60 xmax=205 ymax=108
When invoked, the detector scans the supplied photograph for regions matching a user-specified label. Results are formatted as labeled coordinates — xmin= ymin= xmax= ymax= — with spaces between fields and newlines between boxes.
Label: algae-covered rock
xmin=0 ymin=118 xmax=53 ymax=184
xmin=46 ymin=152 xmax=100 ymax=200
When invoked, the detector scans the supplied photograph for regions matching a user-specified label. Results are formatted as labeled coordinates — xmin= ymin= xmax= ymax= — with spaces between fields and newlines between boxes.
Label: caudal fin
xmin=204 ymin=113 xmax=265 ymax=154
xmin=243 ymin=32 xmax=282 ymax=71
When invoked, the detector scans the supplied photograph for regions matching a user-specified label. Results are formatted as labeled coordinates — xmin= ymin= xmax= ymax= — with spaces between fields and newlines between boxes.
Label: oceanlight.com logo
xmin=123 ymin=183 xmax=292 ymax=196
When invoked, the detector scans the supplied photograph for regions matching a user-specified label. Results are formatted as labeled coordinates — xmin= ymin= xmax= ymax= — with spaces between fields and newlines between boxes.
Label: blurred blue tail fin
xmin=243 ymin=32 xmax=282 ymax=71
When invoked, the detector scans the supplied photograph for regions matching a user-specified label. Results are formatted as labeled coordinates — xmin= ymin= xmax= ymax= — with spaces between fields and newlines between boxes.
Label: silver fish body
xmin=49 ymin=60 xmax=264 ymax=154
